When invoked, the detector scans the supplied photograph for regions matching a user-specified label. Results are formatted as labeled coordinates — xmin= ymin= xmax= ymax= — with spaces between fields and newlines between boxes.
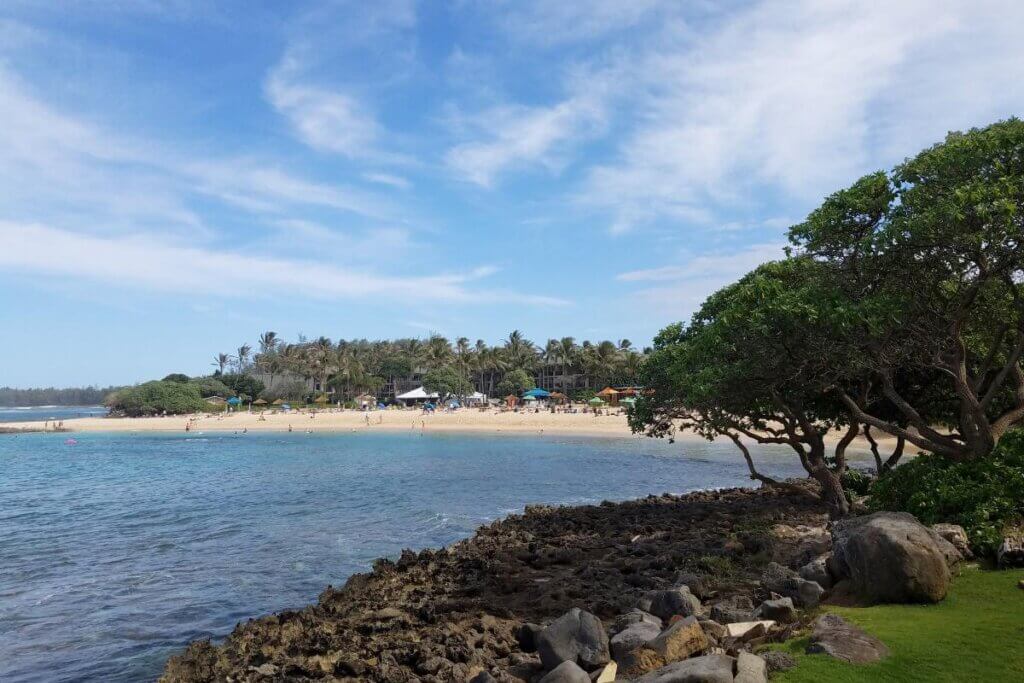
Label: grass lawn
xmin=772 ymin=565 xmax=1024 ymax=682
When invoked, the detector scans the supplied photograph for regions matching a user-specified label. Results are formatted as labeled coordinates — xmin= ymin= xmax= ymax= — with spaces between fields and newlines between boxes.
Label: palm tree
xmin=556 ymin=336 xmax=578 ymax=393
xmin=236 ymin=344 xmax=252 ymax=374
xmin=425 ymin=335 xmax=454 ymax=369
xmin=504 ymin=330 xmax=538 ymax=371
xmin=258 ymin=331 xmax=279 ymax=355
xmin=212 ymin=353 xmax=232 ymax=375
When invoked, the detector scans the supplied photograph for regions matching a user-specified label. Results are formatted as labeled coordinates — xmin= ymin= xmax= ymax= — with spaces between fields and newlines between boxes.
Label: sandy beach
xmin=6 ymin=408 xmax=647 ymax=437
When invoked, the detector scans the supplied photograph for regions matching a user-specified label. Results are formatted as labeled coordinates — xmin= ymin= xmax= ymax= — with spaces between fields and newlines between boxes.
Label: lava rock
xmin=760 ymin=650 xmax=796 ymax=673
xmin=931 ymin=523 xmax=972 ymax=559
xmin=709 ymin=595 xmax=754 ymax=624
xmin=611 ymin=620 xmax=662 ymax=659
xmin=998 ymin=534 xmax=1024 ymax=568
xmin=646 ymin=587 xmax=702 ymax=621
xmin=537 ymin=608 xmax=611 ymax=671
xmin=761 ymin=562 xmax=825 ymax=607
xmin=798 ymin=555 xmax=834 ymax=590
xmin=517 ymin=623 xmax=544 ymax=653
xmin=754 ymin=597 xmax=797 ymax=624
xmin=645 ymin=616 xmax=709 ymax=663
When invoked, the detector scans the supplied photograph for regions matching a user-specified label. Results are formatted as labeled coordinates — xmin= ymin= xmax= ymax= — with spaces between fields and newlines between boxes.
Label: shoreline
xmin=1 ymin=410 xmax=897 ymax=450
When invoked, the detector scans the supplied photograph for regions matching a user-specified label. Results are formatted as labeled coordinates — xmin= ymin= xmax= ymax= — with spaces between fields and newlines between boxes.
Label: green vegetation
xmin=105 ymin=381 xmax=207 ymax=417
xmin=870 ymin=431 xmax=1024 ymax=557
xmin=0 ymin=386 xmax=123 ymax=407
xmin=773 ymin=566 xmax=1024 ymax=682
xmin=421 ymin=366 xmax=474 ymax=401
xmin=633 ymin=119 xmax=1024 ymax=515
xmin=495 ymin=368 xmax=535 ymax=397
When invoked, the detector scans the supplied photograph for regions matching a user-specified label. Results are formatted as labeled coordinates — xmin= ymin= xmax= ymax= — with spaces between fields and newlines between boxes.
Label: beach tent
xmin=464 ymin=391 xmax=487 ymax=404
xmin=523 ymin=388 xmax=551 ymax=399
xmin=355 ymin=393 xmax=376 ymax=403
xmin=504 ymin=394 xmax=518 ymax=408
xmin=522 ymin=395 xmax=537 ymax=402
xmin=588 ymin=397 xmax=606 ymax=406
xmin=549 ymin=391 xmax=568 ymax=404
xmin=281 ymin=403 xmax=291 ymax=410
xmin=396 ymin=386 xmax=440 ymax=406
xmin=227 ymin=396 xmax=241 ymax=406
xmin=597 ymin=386 xmax=621 ymax=406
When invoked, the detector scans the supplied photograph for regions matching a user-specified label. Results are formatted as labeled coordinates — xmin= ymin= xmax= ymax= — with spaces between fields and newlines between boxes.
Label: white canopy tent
xmin=395 ymin=387 xmax=487 ymax=406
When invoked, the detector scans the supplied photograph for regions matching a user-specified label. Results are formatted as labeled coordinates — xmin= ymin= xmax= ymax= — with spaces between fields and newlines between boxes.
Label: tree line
xmin=0 ymin=386 xmax=122 ymax=407
xmin=213 ymin=331 xmax=648 ymax=402
xmin=632 ymin=119 xmax=1024 ymax=518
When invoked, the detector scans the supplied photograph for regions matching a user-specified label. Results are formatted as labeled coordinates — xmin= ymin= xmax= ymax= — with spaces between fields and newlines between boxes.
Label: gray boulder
xmin=760 ymin=650 xmax=796 ymax=673
xmin=632 ymin=654 xmax=736 ymax=683
xmin=537 ymin=608 xmax=610 ymax=671
xmin=646 ymin=587 xmax=702 ymax=620
xmin=734 ymin=651 xmax=768 ymax=683
xmin=762 ymin=562 xmax=825 ymax=607
xmin=806 ymin=614 xmax=890 ymax=663
xmin=754 ymin=597 xmax=797 ymax=624
xmin=798 ymin=555 xmax=834 ymax=590
xmin=673 ymin=572 xmax=711 ymax=599
xmin=998 ymin=534 xmax=1024 ymax=568
xmin=539 ymin=660 xmax=591 ymax=683
xmin=610 ymin=620 xmax=662 ymax=659
xmin=831 ymin=512 xmax=957 ymax=603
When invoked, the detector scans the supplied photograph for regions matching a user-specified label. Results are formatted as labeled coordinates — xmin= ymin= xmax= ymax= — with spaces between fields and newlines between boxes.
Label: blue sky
xmin=2 ymin=1 xmax=1023 ymax=387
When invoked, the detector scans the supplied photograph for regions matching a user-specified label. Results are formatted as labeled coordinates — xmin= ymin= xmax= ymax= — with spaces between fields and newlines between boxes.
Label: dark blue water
xmin=0 ymin=431 xmax=867 ymax=682
xmin=0 ymin=406 xmax=107 ymax=423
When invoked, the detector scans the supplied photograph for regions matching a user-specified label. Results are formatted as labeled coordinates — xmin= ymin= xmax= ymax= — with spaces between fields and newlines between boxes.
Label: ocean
xmin=0 ymin=430 xmax=868 ymax=682
xmin=0 ymin=406 xmax=108 ymax=424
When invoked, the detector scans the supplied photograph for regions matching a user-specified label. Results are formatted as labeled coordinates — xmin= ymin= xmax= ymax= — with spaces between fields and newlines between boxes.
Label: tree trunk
xmin=813 ymin=467 xmax=850 ymax=519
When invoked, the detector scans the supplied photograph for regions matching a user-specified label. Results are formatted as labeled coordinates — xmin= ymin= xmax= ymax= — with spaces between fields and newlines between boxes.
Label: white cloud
xmin=265 ymin=53 xmax=381 ymax=158
xmin=363 ymin=172 xmax=411 ymax=190
xmin=492 ymin=0 xmax=673 ymax=46
xmin=0 ymin=221 xmax=569 ymax=307
xmin=581 ymin=0 xmax=1024 ymax=233
xmin=617 ymin=243 xmax=786 ymax=317
xmin=445 ymin=65 xmax=617 ymax=187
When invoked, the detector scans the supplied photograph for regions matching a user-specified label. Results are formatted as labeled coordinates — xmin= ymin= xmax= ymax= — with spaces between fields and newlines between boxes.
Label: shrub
xmin=841 ymin=468 xmax=874 ymax=497
xmin=189 ymin=376 xmax=231 ymax=398
xmin=106 ymin=381 xmax=207 ymax=417
xmin=869 ymin=430 xmax=1024 ymax=557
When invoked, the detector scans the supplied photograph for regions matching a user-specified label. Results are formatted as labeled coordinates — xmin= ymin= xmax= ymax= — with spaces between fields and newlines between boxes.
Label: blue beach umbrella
xmin=523 ymin=388 xmax=551 ymax=399
xmin=226 ymin=396 xmax=241 ymax=406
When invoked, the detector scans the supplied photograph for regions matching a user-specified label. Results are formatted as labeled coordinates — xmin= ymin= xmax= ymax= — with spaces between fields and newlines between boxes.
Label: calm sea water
xmin=0 ymin=406 xmax=107 ymax=423
xmin=0 ymin=431 xmax=868 ymax=682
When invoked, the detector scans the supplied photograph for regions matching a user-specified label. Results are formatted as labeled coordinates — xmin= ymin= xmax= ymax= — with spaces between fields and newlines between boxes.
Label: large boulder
xmin=536 ymin=608 xmax=611 ymax=671
xmin=610 ymin=609 xmax=662 ymax=637
xmin=538 ymin=660 xmax=591 ymax=683
xmin=645 ymin=587 xmax=703 ymax=620
xmin=806 ymin=614 xmax=890 ymax=663
xmin=632 ymin=654 xmax=736 ymax=683
xmin=831 ymin=512 xmax=958 ymax=603
xmin=762 ymin=562 xmax=825 ymax=607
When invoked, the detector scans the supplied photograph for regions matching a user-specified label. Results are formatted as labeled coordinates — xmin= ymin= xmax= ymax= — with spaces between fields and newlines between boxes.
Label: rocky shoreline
xmin=160 ymin=483 xmax=961 ymax=682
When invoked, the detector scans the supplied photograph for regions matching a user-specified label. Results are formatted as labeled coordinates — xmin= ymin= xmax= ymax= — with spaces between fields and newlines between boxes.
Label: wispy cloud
xmin=363 ymin=172 xmax=411 ymax=190
xmin=617 ymin=243 xmax=786 ymax=318
xmin=0 ymin=221 xmax=569 ymax=307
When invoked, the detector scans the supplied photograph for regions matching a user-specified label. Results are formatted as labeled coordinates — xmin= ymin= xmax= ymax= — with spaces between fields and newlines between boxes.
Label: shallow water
xmin=0 ymin=431 xmax=868 ymax=682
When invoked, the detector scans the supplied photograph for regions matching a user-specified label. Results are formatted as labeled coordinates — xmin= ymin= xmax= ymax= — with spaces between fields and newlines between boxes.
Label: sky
xmin=2 ymin=0 xmax=1023 ymax=387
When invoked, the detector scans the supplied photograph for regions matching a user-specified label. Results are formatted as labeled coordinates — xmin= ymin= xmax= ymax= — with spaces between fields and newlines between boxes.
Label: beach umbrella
xmin=272 ymin=398 xmax=284 ymax=406
xmin=588 ymin=397 xmax=606 ymax=406
xmin=596 ymin=387 xmax=620 ymax=397
xmin=522 ymin=395 xmax=537 ymax=402
xmin=620 ymin=396 xmax=637 ymax=406
xmin=226 ymin=396 xmax=241 ymax=406
xmin=253 ymin=398 xmax=268 ymax=405
xmin=314 ymin=394 xmax=330 ymax=404
xmin=523 ymin=388 xmax=551 ymax=399
xmin=281 ymin=403 xmax=291 ymax=410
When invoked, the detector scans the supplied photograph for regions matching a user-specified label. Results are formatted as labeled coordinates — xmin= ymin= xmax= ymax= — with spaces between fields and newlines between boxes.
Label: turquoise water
xmin=0 ymin=431 xmax=862 ymax=682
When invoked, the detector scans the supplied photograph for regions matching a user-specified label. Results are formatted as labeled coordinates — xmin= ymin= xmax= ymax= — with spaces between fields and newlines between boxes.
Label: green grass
xmin=772 ymin=565 xmax=1024 ymax=682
